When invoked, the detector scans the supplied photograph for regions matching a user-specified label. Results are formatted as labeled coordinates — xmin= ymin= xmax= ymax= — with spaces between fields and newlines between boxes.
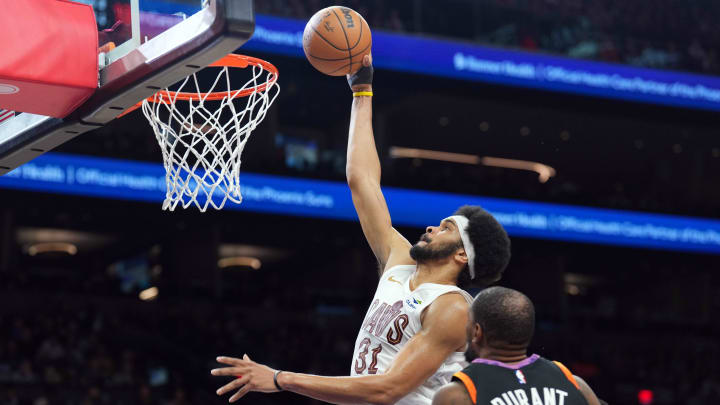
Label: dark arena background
xmin=2 ymin=0 xmax=720 ymax=404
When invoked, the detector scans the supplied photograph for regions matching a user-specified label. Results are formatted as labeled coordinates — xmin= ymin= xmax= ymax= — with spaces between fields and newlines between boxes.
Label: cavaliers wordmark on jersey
xmin=351 ymin=265 xmax=473 ymax=405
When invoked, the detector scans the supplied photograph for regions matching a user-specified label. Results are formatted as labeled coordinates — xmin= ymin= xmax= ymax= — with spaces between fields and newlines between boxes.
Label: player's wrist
xmin=276 ymin=370 xmax=293 ymax=391
xmin=273 ymin=370 xmax=284 ymax=391
xmin=351 ymin=85 xmax=373 ymax=93
xmin=347 ymin=63 xmax=374 ymax=90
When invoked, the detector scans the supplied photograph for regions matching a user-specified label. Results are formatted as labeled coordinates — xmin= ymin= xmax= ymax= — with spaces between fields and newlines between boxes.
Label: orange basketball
xmin=302 ymin=6 xmax=372 ymax=76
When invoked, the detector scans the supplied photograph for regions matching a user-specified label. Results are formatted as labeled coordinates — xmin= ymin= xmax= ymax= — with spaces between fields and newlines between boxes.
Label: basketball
xmin=302 ymin=6 xmax=372 ymax=76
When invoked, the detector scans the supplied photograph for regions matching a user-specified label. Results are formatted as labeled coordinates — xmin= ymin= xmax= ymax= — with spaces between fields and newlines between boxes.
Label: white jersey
xmin=350 ymin=265 xmax=473 ymax=405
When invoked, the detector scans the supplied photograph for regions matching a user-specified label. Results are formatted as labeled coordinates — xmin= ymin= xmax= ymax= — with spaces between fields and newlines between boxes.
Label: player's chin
xmin=409 ymin=243 xmax=428 ymax=261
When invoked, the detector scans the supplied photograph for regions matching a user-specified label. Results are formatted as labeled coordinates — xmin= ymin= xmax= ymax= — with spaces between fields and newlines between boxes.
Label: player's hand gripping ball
xmin=302 ymin=6 xmax=372 ymax=76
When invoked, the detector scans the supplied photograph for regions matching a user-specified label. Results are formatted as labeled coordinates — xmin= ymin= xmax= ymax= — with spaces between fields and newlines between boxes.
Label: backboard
xmin=0 ymin=0 xmax=254 ymax=174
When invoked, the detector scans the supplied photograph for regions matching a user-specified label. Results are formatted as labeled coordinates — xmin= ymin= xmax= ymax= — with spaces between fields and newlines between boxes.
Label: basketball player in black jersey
xmin=432 ymin=287 xmax=602 ymax=405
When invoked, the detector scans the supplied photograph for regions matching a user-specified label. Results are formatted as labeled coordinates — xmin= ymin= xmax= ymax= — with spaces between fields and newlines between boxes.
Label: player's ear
xmin=455 ymin=247 xmax=469 ymax=266
xmin=473 ymin=322 xmax=483 ymax=344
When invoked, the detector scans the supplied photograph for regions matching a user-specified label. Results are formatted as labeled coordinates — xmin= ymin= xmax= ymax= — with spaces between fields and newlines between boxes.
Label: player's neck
xmin=410 ymin=262 xmax=458 ymax=290
xmin=477 ymin=347 xmax=528 ymax=364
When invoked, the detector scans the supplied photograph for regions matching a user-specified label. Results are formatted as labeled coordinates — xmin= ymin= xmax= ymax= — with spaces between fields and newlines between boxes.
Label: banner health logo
xmin=453 ymin=53 xmax=467 ymax=71
xmin=452 ymin=52 xmax=535 ymax=79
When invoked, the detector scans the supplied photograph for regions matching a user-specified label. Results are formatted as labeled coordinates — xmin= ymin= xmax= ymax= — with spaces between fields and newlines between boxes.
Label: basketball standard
xmin=0 ymin=0 xmax=255 ymax=175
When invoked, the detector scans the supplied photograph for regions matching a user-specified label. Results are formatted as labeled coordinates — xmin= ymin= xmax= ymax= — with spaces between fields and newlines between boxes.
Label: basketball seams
xmin=311 ymin=25 xmax=348 ymax=52
xmin=326 ymin=61 xmax=363 ymax=75
xmin=330 ymin=8 xmax=353 ymax=74
xmin=350 ymin=12 xmax=364 ymax=49
xmin=307 ymin=41 xmax=372 ymax=62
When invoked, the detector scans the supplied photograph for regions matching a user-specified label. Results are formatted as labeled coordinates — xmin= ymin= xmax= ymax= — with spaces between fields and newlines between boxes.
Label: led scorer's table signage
xmin=2 ymin=153 xmax=720 ymax=254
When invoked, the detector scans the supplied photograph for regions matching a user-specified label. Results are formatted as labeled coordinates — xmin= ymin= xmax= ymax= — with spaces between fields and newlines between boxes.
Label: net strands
xmin=141 ymin=56 xmax=279 ymax=211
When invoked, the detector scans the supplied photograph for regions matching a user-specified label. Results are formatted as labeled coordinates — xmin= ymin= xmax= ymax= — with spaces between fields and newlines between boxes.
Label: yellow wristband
xmin=353 ymin=91 xmax=373 ymax=97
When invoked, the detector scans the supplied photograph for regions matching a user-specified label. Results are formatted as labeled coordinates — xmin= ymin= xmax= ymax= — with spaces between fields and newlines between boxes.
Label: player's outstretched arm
xmin=346 ymin=54 xmax=412 ymax=273
xmin=211 ymin=293 xmax=469 ymax=405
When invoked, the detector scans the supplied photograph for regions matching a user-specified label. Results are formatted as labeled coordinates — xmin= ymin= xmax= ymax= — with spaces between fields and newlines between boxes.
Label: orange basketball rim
xmin=119 ymin=54 xmax=279 ymax=117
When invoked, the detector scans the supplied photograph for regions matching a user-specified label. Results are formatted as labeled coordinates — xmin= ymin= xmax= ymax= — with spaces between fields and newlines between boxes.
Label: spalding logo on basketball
xmin=302 ymin=6 xmax=372 ymax=76
xmin=0 ymin=84 xmax=20 ymax=94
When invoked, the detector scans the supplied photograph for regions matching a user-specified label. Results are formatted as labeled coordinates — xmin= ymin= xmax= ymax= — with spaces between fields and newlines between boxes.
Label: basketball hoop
xmin=129 ymin=54 xmax=279 ymax=211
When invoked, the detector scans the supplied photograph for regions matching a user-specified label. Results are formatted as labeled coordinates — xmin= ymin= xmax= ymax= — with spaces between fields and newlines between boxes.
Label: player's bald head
xmin=471 ymin=286 xmax=535 ymax=348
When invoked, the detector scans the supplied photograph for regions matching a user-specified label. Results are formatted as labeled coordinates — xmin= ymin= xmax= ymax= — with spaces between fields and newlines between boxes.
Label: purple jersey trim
xmin=471 ymin=354 xmax=540 ymax=369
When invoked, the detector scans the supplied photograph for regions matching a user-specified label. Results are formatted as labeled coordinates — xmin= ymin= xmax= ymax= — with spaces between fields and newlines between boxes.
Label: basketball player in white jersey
xmin=210 ymin=55 xmax=511 ymax=404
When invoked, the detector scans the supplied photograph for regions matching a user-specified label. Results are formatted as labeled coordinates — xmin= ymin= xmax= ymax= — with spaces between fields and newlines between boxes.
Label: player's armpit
xmin=573 ymin=375 xmax=602 ymax=405
xmin=381 ymin=294 xmax=470 ymax=403
xmin=432 ymin=382 xmax=474 ymax=405
xmin=382 ymin=228 xmax=414 ymax=271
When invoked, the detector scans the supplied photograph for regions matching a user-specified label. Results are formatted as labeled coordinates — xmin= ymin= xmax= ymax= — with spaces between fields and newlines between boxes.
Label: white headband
xmin=445 ymin=215 xmax=476 ymax=279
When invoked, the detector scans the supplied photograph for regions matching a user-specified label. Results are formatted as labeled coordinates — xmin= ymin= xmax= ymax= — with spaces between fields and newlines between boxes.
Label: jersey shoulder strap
xmin=552 ymin=361 xmax=580 ymax=390
xmin=452 ymin=371 xmax=477 ymax=404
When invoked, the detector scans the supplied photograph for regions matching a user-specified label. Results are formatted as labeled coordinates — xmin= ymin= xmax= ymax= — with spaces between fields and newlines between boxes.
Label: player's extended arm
xmin=346 ymin=55 xmax=412 ymax=272
xmin=431 ymin=382 xmax=473 ymax=405
xmin=281 ymin=294 xmax=468 ymax=404
xmin=212 ymin=294 xmax=468 ymax=404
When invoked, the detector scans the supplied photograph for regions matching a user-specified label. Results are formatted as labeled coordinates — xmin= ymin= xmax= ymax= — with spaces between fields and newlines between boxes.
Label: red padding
xmin=0 ymin=0 xmax=98 ymax=118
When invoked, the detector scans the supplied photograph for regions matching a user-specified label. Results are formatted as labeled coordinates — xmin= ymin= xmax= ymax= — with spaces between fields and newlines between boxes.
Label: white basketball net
xmin=141 ymin=60 xmax=279 ymax=211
